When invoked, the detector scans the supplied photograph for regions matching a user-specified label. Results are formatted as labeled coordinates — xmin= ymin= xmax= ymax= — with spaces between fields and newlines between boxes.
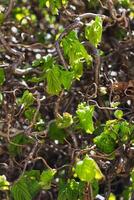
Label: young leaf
xmin=39 ymin=169 xmax=56 ymax=189
xmin=85 ymin=16 xmax=103 ymax=47
xmin=56 ymin=112 xmax=73 ymax=129
xmin=76 ymin=102 xmax=94 ymax=134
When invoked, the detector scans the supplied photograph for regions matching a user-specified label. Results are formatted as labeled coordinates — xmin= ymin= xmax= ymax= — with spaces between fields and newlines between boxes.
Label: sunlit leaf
xmin=76 ymin=102 xmax=94 ymax=134
xmin=39 ymin=169 xmax=56 ymax=189
xmin=75 ymin=155 xmax=104 ymax=182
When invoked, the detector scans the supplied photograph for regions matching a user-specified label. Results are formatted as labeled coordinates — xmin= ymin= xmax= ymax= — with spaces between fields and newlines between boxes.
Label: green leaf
xmin=46 ymin=66 xmax=62 ymax=95
xmin=19 ymin=90 xmax=34 ymax=109
xmin=76 ymin=103 xmax=94 ymax=134
xmin=58 ymin=179 xmax=84 ymax=200
xmin=62 ymin=31 xmax=92 ymax=79
xmin=11 ymin=179 xmax=32 ymax=200
xmin=0 ymin=68 xmax=5 ymax=85
xmin=56 ymin=112 xmax=73 ymax=128
xmin=85 ymin=16 xmax=103 ymax=47
xmin=94 ymin=132 xmax=116 ymax=154
xmin=114 ymin=110 xmax=123 ymax=119
xmin=0 ymin=175 xmax=10 ymax=191
xmin=23 ymin=170 xmax=41 ymax=198
xmin=75 ymin=155 xmax=104 ymax=182
xmin=48 ymin=121 xmax=66 ymax=143
xmin=11 ymin=170 xmax=41 ymax=200
xmin=39 ymin=169 xmax=56 ymax=189
xmin=60 ymin=70 xmax=74 ymax=90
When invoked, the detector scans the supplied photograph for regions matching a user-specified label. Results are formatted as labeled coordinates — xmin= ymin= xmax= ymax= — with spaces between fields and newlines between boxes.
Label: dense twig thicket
xmin=0 ymin=0 xmax=134 ymax=199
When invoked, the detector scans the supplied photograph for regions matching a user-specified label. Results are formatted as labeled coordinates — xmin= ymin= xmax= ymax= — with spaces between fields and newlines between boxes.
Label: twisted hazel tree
xmin=0 ymin=0 xmax=134 ymax=200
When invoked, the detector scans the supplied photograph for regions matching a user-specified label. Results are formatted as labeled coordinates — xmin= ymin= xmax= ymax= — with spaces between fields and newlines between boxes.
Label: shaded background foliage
xmin=0 ymin=0 xmax=134 ymax=199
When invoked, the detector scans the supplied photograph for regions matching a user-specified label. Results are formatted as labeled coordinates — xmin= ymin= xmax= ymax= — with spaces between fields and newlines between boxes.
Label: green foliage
xmin=75 ymin=155 xmax=104 ymax=183
xmin=94 ymin=118 xmax=134 ymax=154
xmin=39 ymin=169 xmax=56 ymax=189
xmin=11 ymin=169 xmax=56 ymax=200
xmin=0 ymin=175 xmax=10 ymax=191
xmin=11 ymin=179 xmax=32 ymax=200
xmin=76 ymin=102 xmax=94 ymax=134
xmin=0 ymin=68 xmax=5 ymax=85
xmin=48 ymin=121 xmax=66 ymax=142
xmin=94 ymin=131 xmax=116 ymax=154
xmin=58 ymin=179 xmax=85 ymax=200
xmin=85 ymin=16 xmax=103 ymax=47
xmin=32 ymin=55 xmax=74 ymax=95
xmin=62 ymin=31 xmax=92 ymax=79
xmin=19 ymin=90 xmax=34 ymax=109
xmin=0 ymin=0 xmax=133 ymax=199
xmin=56 ymin=112 xmax=73 ymax=128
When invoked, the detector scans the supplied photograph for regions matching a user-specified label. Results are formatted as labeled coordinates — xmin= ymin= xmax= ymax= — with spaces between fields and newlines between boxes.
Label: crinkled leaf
xmin=94 ymin=132 xmax=116 ymax=154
